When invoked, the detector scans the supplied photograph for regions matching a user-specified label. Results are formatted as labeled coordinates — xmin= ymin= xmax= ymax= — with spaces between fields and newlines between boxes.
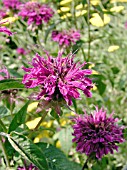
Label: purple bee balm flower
xmin=72 ymin=107 xmax=125 ymax=160
xmin=16 ymin=47 xmax=27 ymax=55
xmin=22 ymin=51 xmax=93 ymax=107
xmin=51 ymin=29 xmax=80 ymax=47
xmin=2 ymin=0 xmax=21 ymax=10
xmin=18 ymin=2 xmax=54 ymax=26
xmin=17 ymin=163 xmax=38 ymax=170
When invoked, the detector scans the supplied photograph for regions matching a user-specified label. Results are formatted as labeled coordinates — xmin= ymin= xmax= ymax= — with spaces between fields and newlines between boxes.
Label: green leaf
xmin=57 ymin=126 xmax=73 ymax=155
xmin=97 ymin=81 xmax=106 ymax=95
xmin=0 ymin=106 xmax=8 ymax=118
xmin=50 ymin=108 xmax=60 ymax=120
xmin=8 ymin=132 xmax=48 ymax=170
xmin=8 ymin=101 xmax=30 ymax=133
xmin=37 ymin=142 xmax=81 ymax=170
xmin=0 ymin=79 xmax=25 ymax=91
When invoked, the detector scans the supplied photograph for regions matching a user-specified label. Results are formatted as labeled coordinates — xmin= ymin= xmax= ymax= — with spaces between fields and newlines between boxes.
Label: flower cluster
xmin=72 ymin=107 xmax=125 ymax=159
xmin=22 ymin=51 xmax=93 ymax=106
xmin=51 ymin=29 xmax=80 ymax=47
xmin=17 ymin=163 xmax=38 ymax=170
xmin=2 ymin=0 xmax=21 ymax=10
xmin=19 ymin=2 xmax=54 ymax=26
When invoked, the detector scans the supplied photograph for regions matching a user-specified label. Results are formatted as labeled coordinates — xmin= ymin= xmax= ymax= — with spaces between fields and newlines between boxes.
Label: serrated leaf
xmin=0 ymin=79 xmax=24 ymax=91
xmin=8 ymin=101 xmax=30 ymax=133
xmin=8 ymin=132 xmax=48 ymax=170
xmin=37 ymin=142 xmax=81 ymax=170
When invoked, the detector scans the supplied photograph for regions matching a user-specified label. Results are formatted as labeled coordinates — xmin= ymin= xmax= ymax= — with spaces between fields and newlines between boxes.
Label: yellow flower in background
xmin=27 ymin=102 xmax=38 ymax=113
xmin=92 ymin=70 xmax=99 ymax=75
xmin=34 ymin=131 xmax=50 ymax=143
xmin=56 ymin=140 xmax=61 ymax=148
xmin=90 ymin=13 xmax=110 ymax=27
xmin=60 ymin=7 xmax=70 ymax=12
xmin=60 ymin=13 xmax=72 ymax=19
xmin=60 ymin=0 xmax=72 ymax=5
xmin=92 ymin=84 xmax=97 ymax=91
xmin=110 ymin=6 xmax=124 ymax=12
xmin=0 ymin=17 xmax=18 ymax=26
xmin=75 ymin=10 xmax=87 ymax=17
xmin=90 ymin=0 xmax=100 ymax=5
xmin=26 ymin=117 xmax=41 ymax=130
xmin=89 ymin=63 xmax=95 ymax=69
xmin=76 ymin=4 xmax=83 ymax=10
xmin=108 ymin=45 xmax=119 ymax=52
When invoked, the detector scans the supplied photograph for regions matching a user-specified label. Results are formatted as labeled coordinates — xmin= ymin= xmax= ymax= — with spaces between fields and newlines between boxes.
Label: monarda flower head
xmin=19 ymin=2 xmax=54 ymax=26
xmin=2 ymin=0 xmax=21 ymax=10
xmin=72 ymin=107 xmax=125 ymax=160
xmin=51 ymin=29 xmax=80 ymax=47
xmin=22 ymin=51 xmax=92 ymax=110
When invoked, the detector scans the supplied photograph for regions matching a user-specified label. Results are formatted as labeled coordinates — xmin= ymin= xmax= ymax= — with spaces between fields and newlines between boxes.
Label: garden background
xmin=0 ymin=0 xmax=127 ymax=169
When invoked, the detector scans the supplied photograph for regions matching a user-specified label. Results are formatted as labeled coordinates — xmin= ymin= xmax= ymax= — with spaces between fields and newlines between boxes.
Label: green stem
xmin=0 ymin=136 xmax=10 ymax=168
xmin=87 ymin=0 xmax=91 ymax=60
xmin=34 ymin=111 xmax=48 ymax=130
xmin=82 ymin=158 xmax=89 ymax=170
xmin=0 ymin=119 xmax=7 ymax=132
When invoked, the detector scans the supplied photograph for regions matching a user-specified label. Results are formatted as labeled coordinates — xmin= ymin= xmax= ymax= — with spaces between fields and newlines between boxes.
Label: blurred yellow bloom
xmin=90 ymin=13 xmax=110 ymax=27
xmin=60 ymin=7 xmax=70 ymax=12
xmin=76 ymin=4 xmax=83 ymax=10
xmin=110 ymin=6 xmax=124 ymax=12
xmin=92 ymin=84 xmax=97 ymax=91
xmin=61 ymin=13 xmax=72 ymax=19
xmin=0 ymin=17 xmax=18 ymax=25
xmin=41 ymin=120 xmax=53 ymax=128
xmin=56 ymin=140 xmax=61 ymax=148
xmin=60 ymin=0 xmax=72 ymax=5
xmin=75 ymin=10 xmax=87 ymax=17
xmin=60 ymin=118 xmax=67 ymax=126
xmin=108 ymin=45 xmax=119 ymax=52
xmin=90 ymin=0 xmax=100 ymax=5
xmin=26 ymin=117 xmax=41 ymax=130
xmin=27 ymin=102 xmax=38 ymax=113
xmin=89 ymin=63 xmax=95 ymax=69
xmin=92 ymin=70 xmax=99 ymax=75
xmin=34 ymin=131 xmax=49 ymax=143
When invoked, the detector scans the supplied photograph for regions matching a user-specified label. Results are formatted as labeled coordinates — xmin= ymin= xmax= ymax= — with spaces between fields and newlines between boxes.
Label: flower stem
xmin=87 ymin=0 xmax=91 ymax=60
xmin=34 ymin=111 xmax=48 ymax=130
xmin=0 ymin=136 xmax=10 ymax=168
xmin=82 ymin=158 xmax=89 ymax=170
